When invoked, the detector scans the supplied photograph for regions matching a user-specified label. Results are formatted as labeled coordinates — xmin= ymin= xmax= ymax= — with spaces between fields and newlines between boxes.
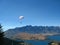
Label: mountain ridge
xmin=4 ymin=25 xmax=60 ymax=39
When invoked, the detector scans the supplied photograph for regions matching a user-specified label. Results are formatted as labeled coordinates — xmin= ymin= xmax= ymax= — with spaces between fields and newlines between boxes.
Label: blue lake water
xmin=48 ymin=35 xmax=60 ymax=41
xmin=25 ymin=40 xmax=48 ymax=45
xmin=17 ymin=35 xmax=60 ymax=45
xmin=25 ymin=35 xmax=60 ymax=45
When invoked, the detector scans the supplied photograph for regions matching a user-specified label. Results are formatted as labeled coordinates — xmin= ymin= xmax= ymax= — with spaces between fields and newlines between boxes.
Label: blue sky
xmin=0 ymin=0 xmax=60 ymax=31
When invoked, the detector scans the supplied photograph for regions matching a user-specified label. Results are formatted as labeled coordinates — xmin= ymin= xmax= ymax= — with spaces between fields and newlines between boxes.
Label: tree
xmin=0 ymin=24 xmax=4 ymax=38
xmin=0 ymin=24 xmax=4 ymax=45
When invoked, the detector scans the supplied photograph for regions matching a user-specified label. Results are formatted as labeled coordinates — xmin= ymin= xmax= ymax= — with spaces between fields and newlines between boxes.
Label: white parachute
xmin=19 ymin=16 xmax=24 ymax=23
xmin=19 ymin=16 xmax=24 ymax=20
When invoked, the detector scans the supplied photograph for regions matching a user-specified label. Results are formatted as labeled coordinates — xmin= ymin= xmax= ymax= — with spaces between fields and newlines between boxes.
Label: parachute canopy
xmin=19 ymin=16 xmax=24 ymax=20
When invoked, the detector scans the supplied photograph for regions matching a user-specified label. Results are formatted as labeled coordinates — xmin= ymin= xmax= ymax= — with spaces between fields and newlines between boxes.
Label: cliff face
xmin=4 ymin=25 xmax=60 ymax=40
xmin=12 ymin=32 xmax=46 ymax=40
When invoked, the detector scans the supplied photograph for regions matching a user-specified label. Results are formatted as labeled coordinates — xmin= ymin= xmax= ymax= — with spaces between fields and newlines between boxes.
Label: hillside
xmin=0 ymin=37 xmax=20 ymax=45
xmin=4 ymin=25 xmax=60 ymax=40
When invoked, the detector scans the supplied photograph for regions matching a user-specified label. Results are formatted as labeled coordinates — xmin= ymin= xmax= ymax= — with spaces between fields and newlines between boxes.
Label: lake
xmin=24 ymin=35 xmax=60 ymax=45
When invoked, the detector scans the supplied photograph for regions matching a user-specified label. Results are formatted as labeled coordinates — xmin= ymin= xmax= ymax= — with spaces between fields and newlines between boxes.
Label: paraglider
xmin=19 ymin=16 xmax=24 ymax=23
xmin=19 ymin=16 xmax=24 ymax=20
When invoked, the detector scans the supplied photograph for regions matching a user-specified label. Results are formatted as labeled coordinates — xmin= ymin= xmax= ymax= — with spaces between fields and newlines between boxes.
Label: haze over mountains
xmin=4 ymin=25 xmax=60 ymax=40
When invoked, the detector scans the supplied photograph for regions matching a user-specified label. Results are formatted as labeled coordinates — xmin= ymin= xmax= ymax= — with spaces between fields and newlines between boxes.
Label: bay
xmin=17 ymin=35 xmax=60 ymax=45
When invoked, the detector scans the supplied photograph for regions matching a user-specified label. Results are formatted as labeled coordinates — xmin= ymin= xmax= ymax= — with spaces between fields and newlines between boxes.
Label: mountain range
xmin=4 ymin=25 xmax=60 ymax=40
